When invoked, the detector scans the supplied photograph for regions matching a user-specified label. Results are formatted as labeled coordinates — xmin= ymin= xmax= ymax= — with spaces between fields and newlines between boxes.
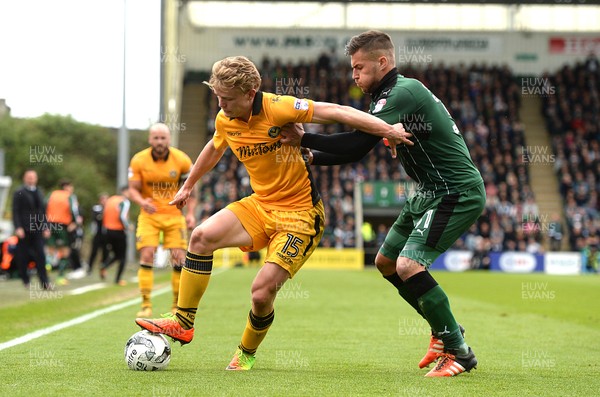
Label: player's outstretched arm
xmin=183 ymin=188 xmax=198 ymax=229
xmin=170 ymin=139 xmax=226 ymax=209
xmin=311 ymin=102 xmax=412 ymax=150
xmin=280 ymin=122 xmax=380 ymax=163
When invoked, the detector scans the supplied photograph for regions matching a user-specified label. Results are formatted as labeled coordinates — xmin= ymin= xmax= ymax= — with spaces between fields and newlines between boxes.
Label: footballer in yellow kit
xmin=129 ymin=146 xmax=191 ymax=250
xmin=128 ymin=123 xmax=196 ymax=317
xmin=135 ymin=56 xmax=408 ymax=370
xmin=215 ymin=91 xmax=324 ymax=276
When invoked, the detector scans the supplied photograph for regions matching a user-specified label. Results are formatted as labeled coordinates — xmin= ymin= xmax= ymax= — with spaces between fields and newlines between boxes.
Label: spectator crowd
xmin=542 ymin=54 xmax=600 ymax=271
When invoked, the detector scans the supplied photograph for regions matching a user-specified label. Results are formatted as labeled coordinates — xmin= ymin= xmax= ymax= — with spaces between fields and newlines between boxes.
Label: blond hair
xmin=204 ymin=56 xmax=261 ymax=94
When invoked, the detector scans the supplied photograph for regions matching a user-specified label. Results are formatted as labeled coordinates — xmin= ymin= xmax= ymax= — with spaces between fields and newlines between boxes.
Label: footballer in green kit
xmin=282 ymin=30 xmax=485 ymax=377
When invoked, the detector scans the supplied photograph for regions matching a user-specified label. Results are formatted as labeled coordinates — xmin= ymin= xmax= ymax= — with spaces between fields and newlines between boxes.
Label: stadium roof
xmin=184 ymin=0 xmax=600 ymax=3
xmin=185 ymin=1 xmax=600 ymax=31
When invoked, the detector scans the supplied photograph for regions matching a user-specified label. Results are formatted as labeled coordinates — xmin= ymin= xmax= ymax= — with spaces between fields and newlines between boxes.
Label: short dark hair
xmin=59 ymin=179 xmax=72 ymax=189
xmin=345 ymin=30 xmax=395 ymax=58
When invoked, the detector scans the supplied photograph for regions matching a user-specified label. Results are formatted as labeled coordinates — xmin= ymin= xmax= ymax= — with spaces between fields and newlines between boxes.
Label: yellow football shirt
xmin=213 ymin=91 xmax=320 ymax=211
xmin=128 ymin=147 xmax=192 ymax=215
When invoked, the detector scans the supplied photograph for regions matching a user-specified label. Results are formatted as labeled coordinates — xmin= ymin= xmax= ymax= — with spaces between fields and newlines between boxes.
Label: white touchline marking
xmin=0 ymin=286 xmax=168 ymax=352
xmin=69 ymin=283 xmax=108 ymax=295
xmin=0 ymin=267 xmax=229 ymax=352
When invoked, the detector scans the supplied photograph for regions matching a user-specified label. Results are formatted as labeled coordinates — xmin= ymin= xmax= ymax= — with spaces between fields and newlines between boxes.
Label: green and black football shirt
xmin=301 ymin=70 xmax=483 ymax=196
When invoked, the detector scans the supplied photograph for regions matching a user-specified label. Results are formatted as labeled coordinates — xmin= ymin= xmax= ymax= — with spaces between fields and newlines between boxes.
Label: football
xmin=124 ymin=330 xmax=171 ymax=371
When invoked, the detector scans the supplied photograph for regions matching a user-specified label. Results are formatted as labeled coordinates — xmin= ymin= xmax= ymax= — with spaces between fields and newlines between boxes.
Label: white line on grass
xmin=69 ymin=283 xmax=107 ymax=295
xmin=0 ymin=286 xmax=168 ymax=352
xmin=0 ymin=267 xmax=229 ymax=352
xmin=69 ymin=275 xmax=145 ymax=296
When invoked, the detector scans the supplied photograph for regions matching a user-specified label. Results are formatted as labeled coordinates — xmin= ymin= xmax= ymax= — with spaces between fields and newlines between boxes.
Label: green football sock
xmin=417 ymin=285 xmax=467 ymax=354
xmin=404 ymin=271 xmax=468 ymax=355
xmin=383 ymin=272 xmax=426 ymax=319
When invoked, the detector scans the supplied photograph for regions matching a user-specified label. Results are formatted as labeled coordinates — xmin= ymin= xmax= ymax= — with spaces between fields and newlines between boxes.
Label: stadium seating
xmin=541 ymin=56 xmax=600 ymax=254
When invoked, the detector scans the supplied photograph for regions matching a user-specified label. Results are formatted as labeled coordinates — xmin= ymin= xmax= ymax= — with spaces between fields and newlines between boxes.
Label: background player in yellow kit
xmin=136 ymin=56 xmax=411 ymax=370
xmin=128 ymin=123 xmax=197 ymax=317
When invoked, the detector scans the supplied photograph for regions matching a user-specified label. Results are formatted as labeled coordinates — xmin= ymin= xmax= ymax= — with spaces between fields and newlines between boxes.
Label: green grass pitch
xmin=1 ymin=267 xmax=599 ymax=396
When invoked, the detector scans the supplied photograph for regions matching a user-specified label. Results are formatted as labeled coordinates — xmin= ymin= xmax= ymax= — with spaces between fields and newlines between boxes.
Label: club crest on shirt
xmin=294 ymin=99 xmax=310 ymax=111
xmin=169 ymin=170 xmax=177 ymax=178
xmin=373 ymin=98 xmax=387 ymax=113
xmin=268 ymin=126 xmax=281 ymax=138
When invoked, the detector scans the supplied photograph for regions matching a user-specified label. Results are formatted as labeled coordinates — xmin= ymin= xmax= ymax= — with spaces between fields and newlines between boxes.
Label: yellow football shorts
xmin=135 ymin=212 xmax=188 ymax=250
xmin=226 ymin=196 xmax=324 ymax=277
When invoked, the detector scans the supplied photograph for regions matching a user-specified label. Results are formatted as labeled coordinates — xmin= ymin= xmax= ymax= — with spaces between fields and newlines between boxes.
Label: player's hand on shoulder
xmin=280 ymin=123 xmax=305 ymax=146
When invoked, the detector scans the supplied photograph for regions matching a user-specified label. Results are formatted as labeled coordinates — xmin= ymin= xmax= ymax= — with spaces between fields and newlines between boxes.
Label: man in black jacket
xmin=88 ymin=193 xmax=108 ymax=275
xmin=12 ymin=169 xmax=51 ymax=289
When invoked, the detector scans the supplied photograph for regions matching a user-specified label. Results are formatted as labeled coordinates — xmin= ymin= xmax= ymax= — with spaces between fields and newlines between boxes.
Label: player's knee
xmin=251 ymin=277 xmax=278 ymax=307
xmin=139 ymin=248 xmax=155 ymax=264
xmin=251 ymin=286 xmax=275 ymax=311
xmin=189 ymin=226 xmax=217 ymax=253
xmin=374 ymin=254 xmax=395 ymax=275
xmin=396 ymin=256 xmax=423 ymax=280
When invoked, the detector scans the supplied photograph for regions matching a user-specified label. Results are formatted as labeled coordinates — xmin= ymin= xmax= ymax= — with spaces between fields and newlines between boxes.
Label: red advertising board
xmin=549 ymin=37 xmax=600 ymax=54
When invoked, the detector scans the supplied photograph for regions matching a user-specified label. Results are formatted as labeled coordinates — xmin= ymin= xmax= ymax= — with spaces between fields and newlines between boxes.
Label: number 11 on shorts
xmin=414 ymin=209 xmax=433 ymax=235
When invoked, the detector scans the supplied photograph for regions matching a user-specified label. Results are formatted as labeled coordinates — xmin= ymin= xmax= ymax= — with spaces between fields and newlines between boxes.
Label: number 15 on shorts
xmin=282 ymin=233 xmax=304 ymax=257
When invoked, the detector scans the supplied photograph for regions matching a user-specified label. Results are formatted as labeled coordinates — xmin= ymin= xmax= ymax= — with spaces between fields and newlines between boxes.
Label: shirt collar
xmin=371 ymin=69 xmax=399 ymax=100
xmin=252 ymin=91 xmax=263 ymax=116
